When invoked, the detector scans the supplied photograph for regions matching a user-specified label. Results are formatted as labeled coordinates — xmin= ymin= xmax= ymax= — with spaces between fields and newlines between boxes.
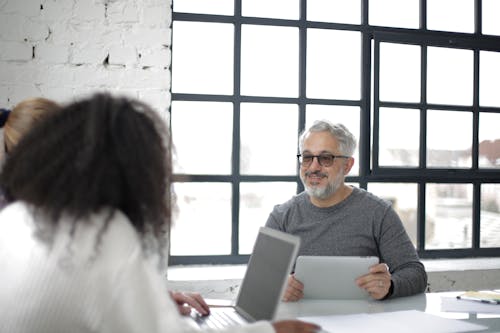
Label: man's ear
xmin=344 ymin=157 xmax=355 ymax=175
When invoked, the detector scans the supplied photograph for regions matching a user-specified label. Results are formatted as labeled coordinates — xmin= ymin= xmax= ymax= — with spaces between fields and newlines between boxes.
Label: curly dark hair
xmin=0 ymin=93 xmax=171 ymax=246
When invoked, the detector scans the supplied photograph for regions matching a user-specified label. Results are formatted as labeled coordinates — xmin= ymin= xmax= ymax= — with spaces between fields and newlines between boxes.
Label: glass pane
xmin=240 ymin=103 xmax=298 ymax=175
xmin=425 ymin=183 xmax=473 ymax=249
xmin=173 ymin=0 xmax=233 ymax=15
xmin=307 ymin=0 xmax=361 ymax=24
xmin=427 ymin=47 xmax=473 ymax=106
xmin=379 ymin=108 xmax=420 ymax=167
xmin=479 ymin=112 xmax=500 ymax=168
xmin=379 ymin=43 xmax=421 ymax=103
xmin=481 ymin=184 xmax=500 ymax=248
xmin=241 ymin=25 xmax=299 ymax=97
xmin=479 ymin=51 xmax=500 ymax=107
xmin=239 ymin=182 xmax=297 ymax=254
xmin=483 ymin=0 xmax=500 ymax=36
xmin=172 ymin=22 xmax=234 ymax=95
xmin=171 ymin=183 xmax=232 ymax=255
xmin=171 ymin=101 xmax=233 ymax=174
xmin=305 ymin=105 xmax=360 ymax=176
xmin=427 ymin=0 xmax=474 ymax=33
xmin=367 ymin=183 xmax=418 ymax=247
xmin=242 ymin=0 xmax=299 ymax=20
xmin=427 ymin=110 xmax=472 ymax=168
xmin=307 ymin=29 xmax=361 ymax=100
xmin=369 ymin=0 xmax=419 ymax=29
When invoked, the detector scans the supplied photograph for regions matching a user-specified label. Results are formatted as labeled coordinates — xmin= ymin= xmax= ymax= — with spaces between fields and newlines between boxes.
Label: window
xmin=170 ymin=0 xmax=500 ymax=265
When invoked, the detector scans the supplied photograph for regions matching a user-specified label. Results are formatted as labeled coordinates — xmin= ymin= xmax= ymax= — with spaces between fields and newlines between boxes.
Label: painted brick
xmin=40 ymin=0 xmax=74 ymax=21
xmin=141 ymin=5 xmax=171 ymax=28
xmin=121 ymin=67 xmax=170 ymax=90
xmin=9 ymin=84 xmax=43 ymax=104
xmin=22 ymin=19 xmax=50 ymax=42
xmin=0 ymin=14 xmax=25 ymax=41
xmin=74 ymin=1 xmax=104 ymax=22
xmin=0 ymin=0 xmax=172 ymax=114
xmin=127 ymin=27 xmax=171 ymax=47
xmin=108 ymin=45 xmax=137 ymax=66
xmin=71 ymin=45 xmax=108 ymax=65
xmin=3 ymin=0 xmax=40 ymax=17
xmin=139 ymin=89 xmax=171 ymax=114
xmin=0 ymin=85 xmax=9 ymax=107
xmin=36 ymin=85 xmax=75 ymax=104
xmin=107 ymin=2 xmax=139 ymax=24
xmin=0 ymin=41 xmax=32 ymax=61
xmin=35 ymin=42 xmax=70 ymax=63
xmin=139 ymin=46 xmax=170 ymax=67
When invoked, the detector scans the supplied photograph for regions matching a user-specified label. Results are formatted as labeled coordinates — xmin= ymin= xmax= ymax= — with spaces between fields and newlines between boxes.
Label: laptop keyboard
xmin=194 ymin=308 xmax=247 ymax=329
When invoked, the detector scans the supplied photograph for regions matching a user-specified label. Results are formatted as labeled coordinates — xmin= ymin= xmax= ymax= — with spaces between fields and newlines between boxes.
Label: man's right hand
xmin=282 ymin=274 xmax=304 ymax=302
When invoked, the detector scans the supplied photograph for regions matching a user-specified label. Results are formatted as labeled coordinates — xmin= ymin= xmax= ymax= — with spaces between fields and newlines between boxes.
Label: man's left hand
xmin=355 ymin=263 xmax=392 ymax=300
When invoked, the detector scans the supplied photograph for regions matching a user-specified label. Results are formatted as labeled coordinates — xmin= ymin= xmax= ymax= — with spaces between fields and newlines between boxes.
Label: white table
xmin=276 ymin=292 xmax=500 ymax=332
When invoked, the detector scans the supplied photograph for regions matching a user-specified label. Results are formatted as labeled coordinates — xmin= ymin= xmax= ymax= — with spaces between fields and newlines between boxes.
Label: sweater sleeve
xmin=378 ymin=207 xmax=428 ymax=298
xmin=101 ymin=247 xmax=275 ymax=333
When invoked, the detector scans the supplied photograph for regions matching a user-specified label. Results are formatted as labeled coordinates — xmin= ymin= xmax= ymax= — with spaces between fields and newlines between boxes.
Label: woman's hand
xmin=272 ymin=319 xmax=321 ymax=333
xmin=169 ymin=291 xmax=210 ymax=316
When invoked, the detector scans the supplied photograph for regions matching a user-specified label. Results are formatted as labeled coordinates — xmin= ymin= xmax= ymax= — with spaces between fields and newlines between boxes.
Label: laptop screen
xmin=235 ymin=227 xmax=300 ymax=321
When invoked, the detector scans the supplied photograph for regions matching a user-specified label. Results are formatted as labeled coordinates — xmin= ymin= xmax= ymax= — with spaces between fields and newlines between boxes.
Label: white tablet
xmin=294 ymin=255 xmax=379 ymax=300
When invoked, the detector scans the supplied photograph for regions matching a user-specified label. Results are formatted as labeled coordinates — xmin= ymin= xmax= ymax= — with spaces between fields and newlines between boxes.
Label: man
xmin=265 ymin=120 xmax=427 ymax=301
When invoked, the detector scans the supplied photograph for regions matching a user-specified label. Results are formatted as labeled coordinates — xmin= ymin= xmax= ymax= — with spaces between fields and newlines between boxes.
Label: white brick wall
xmin=0 ymin=0 xmax=172 ymax=114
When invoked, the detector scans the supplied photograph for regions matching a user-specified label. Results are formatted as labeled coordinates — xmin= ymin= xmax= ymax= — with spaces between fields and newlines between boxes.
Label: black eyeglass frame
xmin=297 ymin=153 xmax=350 ymax=167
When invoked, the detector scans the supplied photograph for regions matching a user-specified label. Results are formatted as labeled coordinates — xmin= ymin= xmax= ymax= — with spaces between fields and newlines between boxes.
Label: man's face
xmin=299 ymin=131 xmax=350 ymax=200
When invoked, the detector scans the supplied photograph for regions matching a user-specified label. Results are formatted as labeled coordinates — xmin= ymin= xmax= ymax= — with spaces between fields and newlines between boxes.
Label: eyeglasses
xmin=297 ymin=153 xmax=349 ymax=167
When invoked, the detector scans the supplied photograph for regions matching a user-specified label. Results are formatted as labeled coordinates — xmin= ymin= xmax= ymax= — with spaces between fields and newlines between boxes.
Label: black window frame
xmin=170 ymin=0 xmax=500 ymax=265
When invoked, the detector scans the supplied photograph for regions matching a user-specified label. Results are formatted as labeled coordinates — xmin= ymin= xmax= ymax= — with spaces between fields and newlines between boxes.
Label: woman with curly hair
xmin=0 ymin=93 xmax=318 ymax=333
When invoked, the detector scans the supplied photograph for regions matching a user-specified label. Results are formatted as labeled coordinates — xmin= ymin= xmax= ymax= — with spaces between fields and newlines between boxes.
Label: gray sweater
xmin=265 ymin=187 xmax=427 ymax=298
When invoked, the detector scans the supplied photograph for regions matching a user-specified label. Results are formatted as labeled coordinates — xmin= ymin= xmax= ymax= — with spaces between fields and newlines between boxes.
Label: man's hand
xmin=355 ymin=263 xmax=392 ymax=300
xmin=169 ymin=291 xmax=210 ymax=316
xmin=282 ymin=274 xmax=304 ymax=302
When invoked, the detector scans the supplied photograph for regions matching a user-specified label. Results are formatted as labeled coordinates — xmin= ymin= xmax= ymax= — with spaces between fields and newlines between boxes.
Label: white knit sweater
xmin=0 ymin=202 xmax=273 ymax=333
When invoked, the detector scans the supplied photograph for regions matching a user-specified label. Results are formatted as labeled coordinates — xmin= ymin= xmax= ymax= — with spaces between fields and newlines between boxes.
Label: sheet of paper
xmin=442 ymin=296 xmax=500 ymax=314
xmin=300 ymin=310 xmax=487 ymax=333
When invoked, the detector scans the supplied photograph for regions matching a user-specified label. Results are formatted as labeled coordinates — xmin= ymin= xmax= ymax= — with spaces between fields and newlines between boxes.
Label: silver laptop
xmin=192 ymin=227 xmax=300 ymax=329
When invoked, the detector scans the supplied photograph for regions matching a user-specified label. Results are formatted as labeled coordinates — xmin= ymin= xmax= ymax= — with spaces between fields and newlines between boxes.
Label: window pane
xmin=426 ymin=183 xmax=473 ymax=249
xmin=307 ymin=29 xmax=361 ymax=100
xmin=379 ymin=43 xmax=421 ymax=103
xmin=305 ymin=105 xmax=360 ymax=176
xmin=171 ymin=183 xmax=232 ymax=255
xmin=367 ymin=183 xmax=418 ymax=247
xmin=240 ymin=103 xmax=298 ymax=175
xmin=239 ymin=182 xmax=297 ymax=254
xmin=307 ymin=0 xmax=361 ymax=24
xmin=483 ymin=0 xmax=500 ymax=36
xmin=242 ymin=0 xmax=299 ymax=20
xmin=427 ymin=47 xmax=473 ymax=106
xmin=427 ymin=0 xmax=474 ymax=33
xmin=171 ymin=101 xmax=233 ymax=174
xmin=479 ymin=51 xmax=500 ymax=107
xmin=427 ymin=110 xmax=472 ymax=168
xmin=481 ymin=184 xmax=500 ymax=248
xmin=379 ymin=108 xmax=420 ymax=167
xmin=241 ymin=25 xmax=299 ymax=97
xmin=479 ymin=112 xmax=500 ymax=168
xmin=173 ymin=0 xmax=233 ymax=15
xmin=172 ymin=22 xmax=233 ymax=95
xmin=369 ymin=0 xmax=419 ymax=29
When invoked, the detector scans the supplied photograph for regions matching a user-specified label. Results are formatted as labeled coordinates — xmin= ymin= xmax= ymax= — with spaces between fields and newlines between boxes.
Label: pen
xmin=456 ymin=295 xmax=500 ymax=305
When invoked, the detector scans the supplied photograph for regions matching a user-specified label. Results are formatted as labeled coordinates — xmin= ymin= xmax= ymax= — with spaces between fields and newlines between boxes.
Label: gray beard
xmin=302 ymin=172 xmax=344 ymax=200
